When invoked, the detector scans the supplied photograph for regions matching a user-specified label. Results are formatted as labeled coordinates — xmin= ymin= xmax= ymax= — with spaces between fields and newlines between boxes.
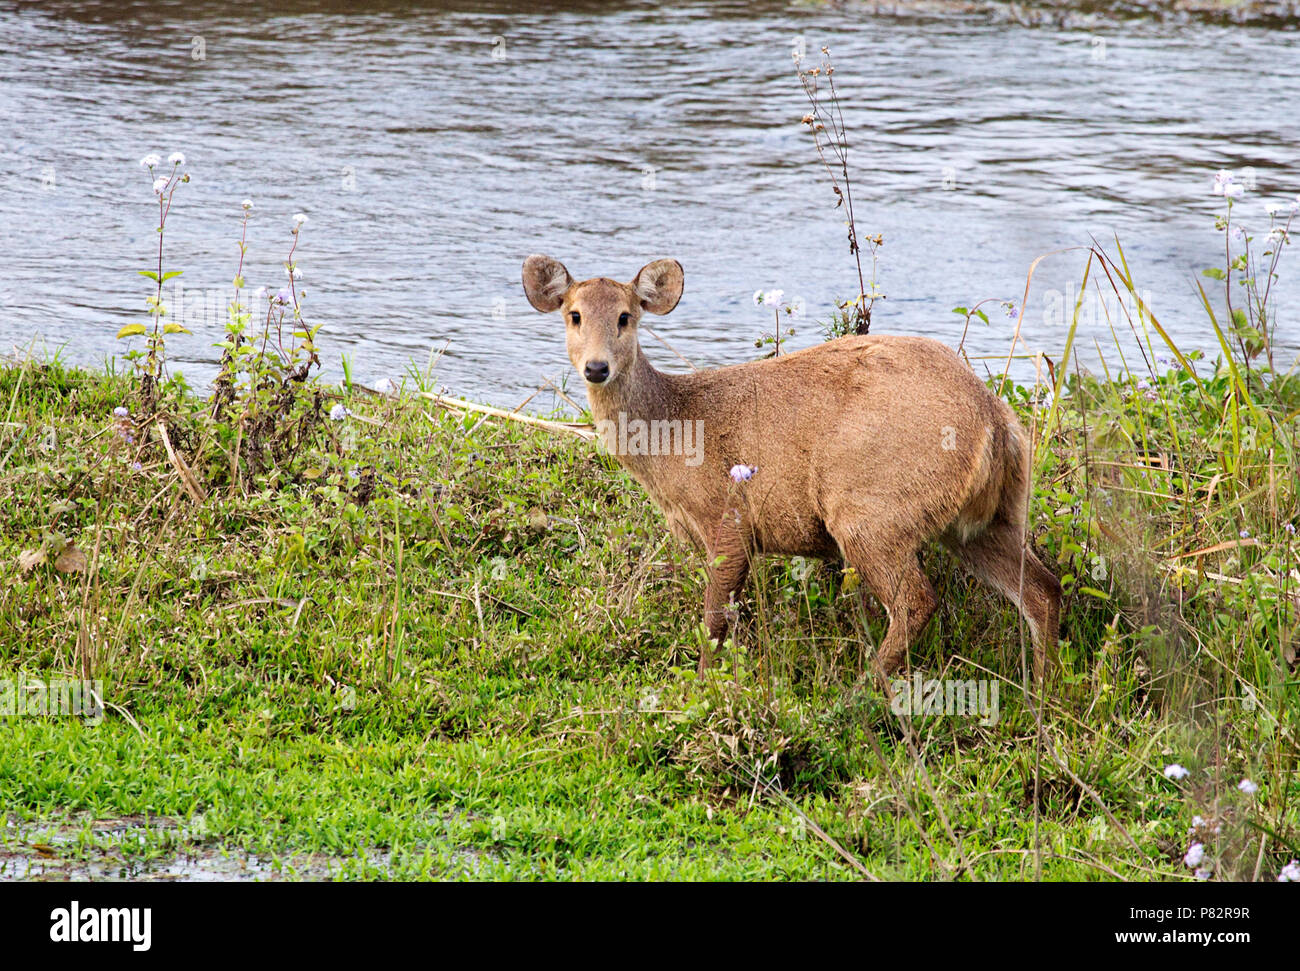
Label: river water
xmin=2 ymin=0 xmax=1298 ymax=410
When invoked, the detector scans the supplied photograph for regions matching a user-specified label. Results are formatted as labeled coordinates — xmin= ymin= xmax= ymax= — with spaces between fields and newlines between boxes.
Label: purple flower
xmin=1184 ymin=843 xmax=1205 ymax=867
xmin=113 ymin=406 xmax=129 ymax=418
xmin=275 ymin=286 xmax=293 ymax=304
xmin=729 ymin=464 xmax=756 ymax=484
xmin=1284 ymin=523 xmax=1296 ymax=536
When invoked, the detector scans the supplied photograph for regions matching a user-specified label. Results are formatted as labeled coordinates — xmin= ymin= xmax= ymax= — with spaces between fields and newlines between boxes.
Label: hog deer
xmin=522 ymin=255 xmax=1061 ymax=685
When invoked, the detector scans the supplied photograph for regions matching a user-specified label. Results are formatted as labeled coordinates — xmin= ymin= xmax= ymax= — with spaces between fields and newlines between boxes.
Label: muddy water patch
xmin=2 ymin=814 xmax=487 ymax=881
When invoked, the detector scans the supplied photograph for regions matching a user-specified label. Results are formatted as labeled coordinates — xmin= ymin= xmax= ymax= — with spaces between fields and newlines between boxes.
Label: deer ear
xmin=522 ymin=255 xmax=574 ymax=313
xmin=632 ymin=259 xmax=683 ymax=315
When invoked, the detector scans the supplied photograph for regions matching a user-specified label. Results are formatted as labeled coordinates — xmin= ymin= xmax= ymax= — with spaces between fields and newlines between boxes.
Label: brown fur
xmin=522 ymin=255 xmax=1061 ymax=684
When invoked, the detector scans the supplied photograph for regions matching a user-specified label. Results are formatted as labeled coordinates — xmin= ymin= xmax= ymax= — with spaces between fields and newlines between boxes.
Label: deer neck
xmin=586 ymin=344 xmax=677 ymax=428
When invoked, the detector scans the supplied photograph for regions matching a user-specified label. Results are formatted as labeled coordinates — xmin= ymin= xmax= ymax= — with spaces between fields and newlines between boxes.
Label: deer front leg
xmin=700 ymin=509 xmax=751 ymax=675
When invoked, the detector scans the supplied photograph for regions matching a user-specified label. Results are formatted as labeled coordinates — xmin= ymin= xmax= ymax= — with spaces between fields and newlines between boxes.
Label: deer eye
xmin=569 ymin=311 xmax=581 ymax=327
xmin=618 ymin=312 xmax=630 ymax=329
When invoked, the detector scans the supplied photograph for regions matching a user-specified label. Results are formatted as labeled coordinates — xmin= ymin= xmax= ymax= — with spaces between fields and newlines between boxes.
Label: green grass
xmin=0 ymin=334 xmax=1296 ymax=880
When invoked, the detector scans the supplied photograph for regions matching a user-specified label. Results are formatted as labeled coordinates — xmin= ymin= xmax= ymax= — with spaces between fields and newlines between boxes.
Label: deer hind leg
xmin=944 ymin=519 xmax=1061 ymax=683
xmin=834 ymin=529 xmax=938 ymax=685
xmin=699 ymin=510 xmax=752 ymax=675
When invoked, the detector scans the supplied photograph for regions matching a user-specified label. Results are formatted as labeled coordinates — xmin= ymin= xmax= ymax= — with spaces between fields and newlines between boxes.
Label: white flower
xmin=253 ymin=286 xmax=267 ymax=301
xmin=1191 ymin=815 xmax=1206 ymax=829
xmin=1194 ymin=866 xmax=1212 ymax=881
xmin=241 ymin=198 xmax=253 ymax=210
xmin=1164 ymin=763 xmax=1190 ymax=780
xmin=765 ymin=289 xmax=784 ymax=306
xmin=729 ymin=464 xmax=756 ymax=483
xmin=1184 ymin=842 xmax=1205 ymax=867
xmin=1238 ymin=778 xmax=1258 ymax=795
xmin=752 ymin=289 xmax=764 ymax=307
xmin=1279 ymin=860 xmax=1300 ymax=882
xmin=286 ymin=265 xmax=302 ymax=280
xmin=329 ymin=403 xmax=350 ymax=422
xmin=292 ymin=212 xmax=308 ymax=227
xmin=168 ymin=151 xmax=186 ymax=166
xmin=1225 ymin=183 xmax=1244 ymax=200
xmin=140 ymin=154 xmax=161 ymax=169
xmin=374 ymin=377 xmax=399 ymax=397
xmin=1212 ymin=170 xmax=1235 ymax=196
xmin=152 ymin=176 xmax=169 ymax=195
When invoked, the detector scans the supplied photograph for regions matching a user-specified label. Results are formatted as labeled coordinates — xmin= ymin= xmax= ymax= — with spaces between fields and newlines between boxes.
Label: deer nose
xmin=584 ymin=360 xmax=610 ymax=384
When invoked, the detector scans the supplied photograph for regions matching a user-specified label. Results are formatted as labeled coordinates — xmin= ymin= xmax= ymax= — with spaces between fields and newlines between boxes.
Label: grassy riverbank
xmin=1 ymin=327 xmax=1296 ymax=879
xmin=847 ymin=0 xmax=1300 ymax=27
